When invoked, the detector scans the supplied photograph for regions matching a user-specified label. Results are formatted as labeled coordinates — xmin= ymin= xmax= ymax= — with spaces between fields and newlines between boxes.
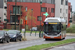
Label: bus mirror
xmin=62 ymin=25 xmax=63 ymax=28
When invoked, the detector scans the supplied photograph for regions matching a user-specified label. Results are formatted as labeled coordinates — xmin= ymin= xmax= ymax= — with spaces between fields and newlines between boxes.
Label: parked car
xmin=7 ymin=30 xmax=22 ymax=42
xmin=0 ymin=31 xmax=10 ymax=43
xmin=30 ymin=27 xmax=37 ymax=31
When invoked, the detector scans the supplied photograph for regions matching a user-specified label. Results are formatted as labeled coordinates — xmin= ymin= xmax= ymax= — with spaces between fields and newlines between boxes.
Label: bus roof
xmin=44 ymin=17 xmax=66 ymax=22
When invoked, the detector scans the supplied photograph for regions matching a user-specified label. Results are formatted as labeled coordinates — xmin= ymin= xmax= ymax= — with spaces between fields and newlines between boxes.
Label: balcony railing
xmin=10 ymin=12 xmax=22 ymax=16
xmin=8 ymin=22 xmax=19 ymax=25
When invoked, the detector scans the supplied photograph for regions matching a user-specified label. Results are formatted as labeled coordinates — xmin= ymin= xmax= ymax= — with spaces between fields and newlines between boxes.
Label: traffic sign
xmin=23 ymin=20 xmax=27 ymax=25
xmin=43 ymin=12 xmax=49 ymax=18
xmin=41 ymin=23 xmax=44 ymax=26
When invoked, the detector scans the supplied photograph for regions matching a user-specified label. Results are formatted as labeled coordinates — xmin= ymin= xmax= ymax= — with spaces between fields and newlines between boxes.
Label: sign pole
xmin=15 ymin=0 xmax=17 ymax=30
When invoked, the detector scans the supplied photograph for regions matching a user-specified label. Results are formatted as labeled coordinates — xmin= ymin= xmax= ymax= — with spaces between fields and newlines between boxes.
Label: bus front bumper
xmin=43 ymin=35 xmax=62 ymax=39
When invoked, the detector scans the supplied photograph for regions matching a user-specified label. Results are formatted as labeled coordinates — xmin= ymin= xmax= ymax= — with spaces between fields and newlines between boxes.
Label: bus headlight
xmin=57 ymin=34 xmax=61 ymax=37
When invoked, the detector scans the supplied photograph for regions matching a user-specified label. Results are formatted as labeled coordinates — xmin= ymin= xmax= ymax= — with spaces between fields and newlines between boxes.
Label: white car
xmin=30 ymin=27 xmax=37 ymax=31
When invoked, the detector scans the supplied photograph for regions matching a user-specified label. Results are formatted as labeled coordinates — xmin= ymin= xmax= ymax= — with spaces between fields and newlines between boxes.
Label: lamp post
xmin=30 ymin=9 xmax=33 ymax=36
xmin=19 ymin=0 xmax=22 ymax=32
xmin=24 ymin=16 xmax=26 ymax=39
xmin=39 ymin=1 xmax=42 ymax=38
xmin=15 ymin=0 xmax=17 ymax=30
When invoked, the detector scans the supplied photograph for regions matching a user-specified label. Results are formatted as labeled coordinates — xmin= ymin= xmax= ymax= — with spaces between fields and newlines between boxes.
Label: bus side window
xmin=61 ymin=24 xmax=63 ymax=28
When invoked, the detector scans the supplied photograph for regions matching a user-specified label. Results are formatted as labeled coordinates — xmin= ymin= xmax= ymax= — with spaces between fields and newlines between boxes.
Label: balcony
xmin=10 ymin=13 xmax=22 ymax=16
xmin=10 ymin=12 xmax=22 ymax=16
xmin=8 ymin=22 xmax=19 ymax=25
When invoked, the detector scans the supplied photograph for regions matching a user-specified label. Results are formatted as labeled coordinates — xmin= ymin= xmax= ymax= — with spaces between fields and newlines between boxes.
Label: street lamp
xmin=39 ymin=1 xmax=42 ymax=38
xmin=30 ymin=9 xmax=33 ymax=36
xmin=15 ymin=0 xmax=17 ymax=30
xmin=19 ymin=0 xmax=22 ymax=32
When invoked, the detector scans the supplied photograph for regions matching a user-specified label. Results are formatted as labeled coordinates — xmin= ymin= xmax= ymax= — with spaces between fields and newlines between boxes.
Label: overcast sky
xmin=68 ymin=0 xmax=75 ymax=11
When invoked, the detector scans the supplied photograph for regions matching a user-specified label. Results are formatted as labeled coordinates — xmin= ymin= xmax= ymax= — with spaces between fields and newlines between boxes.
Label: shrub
xmin=66 ymin=24 xmax=75 ymax=33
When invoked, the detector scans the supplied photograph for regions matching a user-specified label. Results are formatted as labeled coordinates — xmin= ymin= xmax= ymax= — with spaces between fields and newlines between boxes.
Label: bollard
xmin=35 ymin=31 xmax=36 ymax=36
xmin=42 ymin=32 xmax=43 ymax=37
xmin=30 ymin=32 xmax=31 ymax=36
xmin=41 ymin=31 xmax=43 ymax=37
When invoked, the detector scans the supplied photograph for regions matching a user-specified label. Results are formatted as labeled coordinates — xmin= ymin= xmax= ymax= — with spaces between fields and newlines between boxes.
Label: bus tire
xmin=45 ymin=39 xmax=48 ymax=41
xmin=63 ymin=37 xmax=65 ymax=39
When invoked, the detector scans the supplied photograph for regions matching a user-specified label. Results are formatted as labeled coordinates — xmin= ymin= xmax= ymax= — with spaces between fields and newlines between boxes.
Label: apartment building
xmin=0 ymin=0 xmax=7 ymax=22
xmin=7 ymin=0 xmax=71 ymax=29
xmin=55 ymin=0 xmax=68 ymax=25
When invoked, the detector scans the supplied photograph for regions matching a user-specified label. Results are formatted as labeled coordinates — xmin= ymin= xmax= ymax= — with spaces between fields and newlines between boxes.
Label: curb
xmin=66 ymin=33 xmax=75 ymax=36
xmin=41 ymin=42 xmax=75 ymax=50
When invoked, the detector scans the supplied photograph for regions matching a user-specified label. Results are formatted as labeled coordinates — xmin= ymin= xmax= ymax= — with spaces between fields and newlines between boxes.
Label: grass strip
xmin=3 ymin=29 xmax=40 ymax=33
xmin=19 ymin=38 xmax=75 ymax=50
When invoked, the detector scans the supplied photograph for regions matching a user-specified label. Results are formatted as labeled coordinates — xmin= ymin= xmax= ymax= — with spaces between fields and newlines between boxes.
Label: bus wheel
xmin=45 ymin=39 xmax=48 ymax=41
xmin=63 ymin=37 xmax=65 ymax=39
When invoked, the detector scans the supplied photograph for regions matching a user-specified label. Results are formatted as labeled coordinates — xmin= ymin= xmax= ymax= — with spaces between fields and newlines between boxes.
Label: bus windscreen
xmin=44 ymin=22 xmax=61 ymax=33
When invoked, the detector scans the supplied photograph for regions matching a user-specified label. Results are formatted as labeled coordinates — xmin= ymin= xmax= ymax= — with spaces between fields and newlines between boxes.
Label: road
xmin=0 ymin=35 xmax=75 ymax=50
xmin=50 ymin=43 xmax=75 ymax=50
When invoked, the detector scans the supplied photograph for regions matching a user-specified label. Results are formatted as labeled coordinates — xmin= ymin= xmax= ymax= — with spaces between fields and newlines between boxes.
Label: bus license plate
xmin=50 ymin=37 xmax=54 ymax=38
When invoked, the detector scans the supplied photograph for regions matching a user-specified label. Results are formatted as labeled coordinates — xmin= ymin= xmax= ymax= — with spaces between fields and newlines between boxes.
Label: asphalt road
xmin=50 ymin=43 xmax=75 ymax=50
xmin=0 ymin=36 xmax=75 ymax=50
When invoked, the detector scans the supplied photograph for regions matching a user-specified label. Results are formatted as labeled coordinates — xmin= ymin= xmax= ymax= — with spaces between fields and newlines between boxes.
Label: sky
xmin=68 ymin=0 xmax=75 ymax=11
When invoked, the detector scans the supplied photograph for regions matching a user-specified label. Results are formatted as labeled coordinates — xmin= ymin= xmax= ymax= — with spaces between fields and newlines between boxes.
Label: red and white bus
xmin=43 ymin=17 xmax=66 ymax=40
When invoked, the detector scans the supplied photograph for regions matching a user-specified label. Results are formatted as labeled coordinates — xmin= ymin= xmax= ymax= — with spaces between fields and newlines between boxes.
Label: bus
xmin=43 ymin=17 xmax=66 ymax=40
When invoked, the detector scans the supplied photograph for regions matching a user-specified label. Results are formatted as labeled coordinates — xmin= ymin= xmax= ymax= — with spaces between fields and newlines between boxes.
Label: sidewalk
xmin=48 ymin=43 xmax=75 ymax=50
xmin=26 ymin=35 xmax=40 ymax=41
xmin=21 ymin=33 xmax=42 ymax=41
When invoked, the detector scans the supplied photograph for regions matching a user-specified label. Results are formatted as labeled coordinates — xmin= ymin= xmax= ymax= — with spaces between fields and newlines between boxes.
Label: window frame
xmin=65 ymin=1 xmax=68 ymax=5
xmin=41 ymin=7 xmax=47 ymax=12
xmin=51 ymin=8 xmax=54 ymax=13
xmin=61 ymin=0 xmax=63 ymax=5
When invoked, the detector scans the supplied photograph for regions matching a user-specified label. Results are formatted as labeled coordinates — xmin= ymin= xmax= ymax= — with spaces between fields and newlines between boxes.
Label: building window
xmin=53 ymin=0 xmax=55 ymax=4
xmin=69 ymin=6 xmax=72 ymax=12
xmin=23 ymin=0 xmax=26 ymax=2
xmin=32 ymin=0 xmax=38 ymax=2
xmin=12 ymin=0 xmax=15 ymax=2
xmin=37 ymin=16 xmax=42 ymax=21
xmin=7 ymin=0 xmax=12 ymax=2
xmin=61 ymin=0 xmax=63 ymax=5
xmin=48 ymin=8 xmax=50 ymax=14
xmin=4 ymin=13 xmax=6 ymax=15
xmin=13 ymin=6 xmax=21 ymax=14
xmin=0 ymin=17 xmax=1 ymax=19
xmin=25 ymin=7 xmax=27 ymax=12
xmin=4 ymin=6 xmax=7 ymax=9
xmin=20 ymin=19 xmax=23 ymax=24
xmin=41 ymin=7 xmax=47 ymax=12
xmin=16 ymin=0 xmax=19 ymax=2
xmin=51 ymin=0 xmax=55 ymax=4
xmin=25 ymin=16 xmax=27 ymax=20
xmin=60 ymin=9 xmax=62 ymax=13
xmin=13 ymin=6 xmax=15 ymax=14
xmin=66 ymin=9 xmax=68 ymax=13
xmin=69 ymin=6 xmax=70 ymax=10
xmin=51 ymin=8 xmax=54 ymax=13
xmin=65 ymin=1 xmax=68 ymax=5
